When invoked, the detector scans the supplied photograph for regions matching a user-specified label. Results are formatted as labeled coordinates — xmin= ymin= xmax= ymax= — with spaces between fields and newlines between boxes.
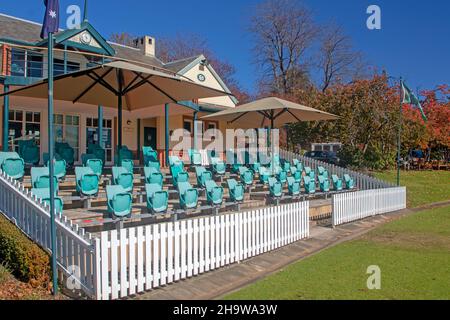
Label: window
xmin=183 ymin=120 xmax=192 ymax=134
xmin=8 ymin=110 xmax=41 ymax=152
xmin=54 ymin=114 xmax=80 ymax=161
xmin=10 ymin=48 xmax=43 ymax=78
xmin=54 ymin=59 xmax=80 ymax=76
xmin=86 ymin=117 xmax=113 ymax=163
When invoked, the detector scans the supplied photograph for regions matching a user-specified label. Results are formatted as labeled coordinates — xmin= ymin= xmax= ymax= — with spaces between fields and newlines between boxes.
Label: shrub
xmin=0 ymin=215 xmax=51 ymax=289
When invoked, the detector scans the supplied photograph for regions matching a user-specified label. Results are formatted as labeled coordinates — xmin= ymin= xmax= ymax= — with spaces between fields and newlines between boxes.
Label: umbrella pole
xmin=98 ymin=105 xmax=103 ymax=148
xmin=2 ymin=84 xmax=9 ymax=151
xmin=117 ymin=93 xmax=122 ymax=165
xmin=165 ymin=103 xmax=170 ymax=167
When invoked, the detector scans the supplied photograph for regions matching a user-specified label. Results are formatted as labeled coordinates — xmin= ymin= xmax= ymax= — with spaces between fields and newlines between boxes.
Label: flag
xmin=40 ymin=0 xmax=60 ymax=39
xmin=401 ymin=80 xmax=427 ymax=122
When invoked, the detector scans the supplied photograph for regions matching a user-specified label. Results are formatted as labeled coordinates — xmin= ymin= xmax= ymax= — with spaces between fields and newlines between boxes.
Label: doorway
xmin=144 ymin=127 xmax=157 ymax=150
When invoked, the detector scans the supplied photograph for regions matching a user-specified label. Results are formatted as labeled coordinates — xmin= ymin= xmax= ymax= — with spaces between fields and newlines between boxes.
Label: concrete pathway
xmin=132 ymin=202 xmax=448 ymax=300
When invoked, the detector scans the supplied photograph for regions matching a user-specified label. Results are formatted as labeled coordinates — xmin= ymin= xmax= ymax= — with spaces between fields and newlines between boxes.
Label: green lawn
xmin=374 ymin=170 xmax=450 ymax=208
xmin=223 ymin=205 xmax=450 ymax=300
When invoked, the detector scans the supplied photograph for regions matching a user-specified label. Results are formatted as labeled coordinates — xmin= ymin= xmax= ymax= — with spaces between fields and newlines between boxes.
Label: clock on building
xmin=80 ymin=32 xmax=92 ymax=45
xmin=197 ymin=74 xmax=206 ymax=82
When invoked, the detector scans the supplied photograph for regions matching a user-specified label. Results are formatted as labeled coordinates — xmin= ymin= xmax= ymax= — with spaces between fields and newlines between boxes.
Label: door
xmin=144 ymin=127 xmax=157 ymax=150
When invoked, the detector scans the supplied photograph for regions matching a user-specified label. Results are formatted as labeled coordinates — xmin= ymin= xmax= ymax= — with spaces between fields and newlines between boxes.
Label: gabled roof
xmin=165 ymin=54 xmax=238 ymax=105
xmin=0 ymin=13 xmax=164 ymax=68
xmin=164 ymin=55 xmax=203 ymax=73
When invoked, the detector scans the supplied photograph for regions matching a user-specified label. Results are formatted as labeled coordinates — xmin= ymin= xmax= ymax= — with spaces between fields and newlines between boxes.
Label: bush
xmin=0 ymin=215 xmax=51 ymax=289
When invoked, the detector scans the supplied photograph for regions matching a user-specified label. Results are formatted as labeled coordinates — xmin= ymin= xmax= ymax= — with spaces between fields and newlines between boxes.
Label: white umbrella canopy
xmin=201 ymin=97 xmax=338 ymax=128
xmin=1 ymin=61 xmax=233 ymax=110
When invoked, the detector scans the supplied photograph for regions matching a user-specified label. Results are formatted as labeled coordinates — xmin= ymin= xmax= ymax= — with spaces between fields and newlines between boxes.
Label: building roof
xmin=164 ymin=55 xmax=203 ymax=73
xmin=0 ymin=13 xmax=164 ymax=68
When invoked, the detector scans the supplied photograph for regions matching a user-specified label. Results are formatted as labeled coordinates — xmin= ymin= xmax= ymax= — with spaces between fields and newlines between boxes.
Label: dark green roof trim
xmin=177 ymin=100 xmax=200 ymax=112
xmin=36 ymin=22 xmax=115 ymax=56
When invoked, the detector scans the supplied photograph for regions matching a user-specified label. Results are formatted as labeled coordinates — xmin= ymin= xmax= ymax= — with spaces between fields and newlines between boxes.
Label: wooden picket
xmin=332 ymin=187 xmax=407 ymax=226
xmin=96 ymin=201 xmax=309 ymax=300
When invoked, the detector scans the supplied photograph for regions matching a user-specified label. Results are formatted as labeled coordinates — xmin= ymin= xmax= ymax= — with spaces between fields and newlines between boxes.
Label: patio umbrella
xmin=201 ymin=97 xmax=339 ymax=170
xmin=1 ymin=60 xmax=233 ymax=151
xmin=201 ymin=96 xmax=338 ymax=128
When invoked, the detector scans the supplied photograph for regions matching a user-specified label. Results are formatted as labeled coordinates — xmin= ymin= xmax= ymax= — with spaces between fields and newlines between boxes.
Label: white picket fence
xmin=332 ymin=187 xmax=407 ymax=226
xmin=0 ymin=170 xmax=97 ymax=297
xmin=95 ymin=201 xmax=309 ymax=300
xmin=280 ymin=149 xmax=394 ymax=190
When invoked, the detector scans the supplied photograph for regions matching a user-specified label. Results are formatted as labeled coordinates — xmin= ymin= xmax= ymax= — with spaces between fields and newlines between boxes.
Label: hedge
xmin=0 ymin=214 xmax=51 ymax=289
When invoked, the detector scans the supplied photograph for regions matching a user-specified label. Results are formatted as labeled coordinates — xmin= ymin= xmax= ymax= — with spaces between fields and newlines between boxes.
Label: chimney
xmin=134 ymin=36 xmax=156 ymax=57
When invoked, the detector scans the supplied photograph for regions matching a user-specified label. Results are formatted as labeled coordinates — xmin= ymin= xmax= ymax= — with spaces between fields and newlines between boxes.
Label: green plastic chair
xmin=239 ymin=167 xmax=253 ymax=187
xmin=55 ymin=142 xmax=75 ymax=166
xmin=231 ymin=163 xmax=243 ymax=174
xmin=116 ymin=146 xmax=133 ymax=161
xmin=205 ymin=180 xmax=224 ymax=206
xmin=259 ymin=166 xmax=271 ymax=184
xmin=290 ymin=167 xmax=302 ymax=183
xmin=112 ymin=166 xmax=134 ymax=192
xmin=251 ymin=162 xmax=261 ymax=174
xmin=144 ymin=167 xmax=164 ymax=186
xmin=281 ymin=160 xmax=291 ymax=173
xmin=331 ymin=174 xmax=343 ymax=191
xmin=86 ymin=159 xmax=103 ymax=177
xmin=169 ymin=156 xmax=182 ymax=167
xmin=304 ymin=167 xmax=315 ymax=180
xmin=45 ymin=159 xmax=67 ymax=181
xmin=143 ymin=146 xmax=158 ymax=165
xmin=87 ymin=144 xmax=106 ymax=165
xmin=318 ymin=175 xmax=330 ymax=192
xmin=75 ymin=167 xmax=99 ymax=196
xmin=303 ymin=175 xmax=316 ymax=194
xmin=287 ymin=176 xmax=301 ymax=197
xmin=121 ymin=159 xmax=134 ymax=174
xmin=210 ymin=157 xmax=226 ymax=176
xmin=171 ymin=162 xmax=189 ymax=187
xmin=18 ymin=140 xmax=40 ymax=165
xmin=344 ymin=174 xmax=355 ymax=190
xmin=195 ymin=166 xmax=213 ymax=188
xmin=317 ymin=166 xmax=329 ymax=179
xmin=292 ymin=159 xmax=303 ymax=173
xmin=145 ymin=183 xmax=168 ymax=214
xmin=268 ymin=177 xmax=283 ymax=198
xmin=31 ymin=188 xmax=64 ymax=214
xmin=106 ymin=185 xmax=132 ymax=218
xmin=147 ymin=161 xmax=161 ymax=172
xmin=227 ymin=179 xmax=245 ymax=202
xmin=178 ymin=181 xmax=199 ymax=210
xmin=31 ymin=167 xmax=59 ymax=192
xmin=81 ymin=153 xmax=96 ymax=166
xmin=276 ymin=170 xmax=287 ymax=185
xmin=188 ymin=149 xmax=202 ymax=166
xmin=0 ymin=152 xmax=25 ymax=180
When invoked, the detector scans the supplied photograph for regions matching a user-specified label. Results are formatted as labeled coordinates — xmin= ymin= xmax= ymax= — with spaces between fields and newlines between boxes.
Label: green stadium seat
xmin=227 ymin=179 xmax=245 ymax=202
xmin=75 ymin=167 xmax=99 ymax=196
xmin=145 ymin=183 xmax=168 ymax=214
xmin=106 ymin=185 xmax=132 ymax=218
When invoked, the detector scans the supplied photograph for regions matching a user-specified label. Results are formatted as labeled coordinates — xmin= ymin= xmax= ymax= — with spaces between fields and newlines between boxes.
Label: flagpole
xmin=397 ymin=77 xmax=403 ymax=187
xmin=48 ymin=31 xmax=58 ymax=296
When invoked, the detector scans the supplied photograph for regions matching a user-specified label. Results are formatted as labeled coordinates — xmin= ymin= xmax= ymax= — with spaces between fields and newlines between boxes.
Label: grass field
xmin=224 ymin=205 xmax=450 ymax=300
xmin=374 ymin=170 xmax=450 ymax=208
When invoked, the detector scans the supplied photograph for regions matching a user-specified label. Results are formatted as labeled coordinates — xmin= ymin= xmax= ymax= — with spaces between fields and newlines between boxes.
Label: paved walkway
xmin=132 ymin=202 xmax=448 ymax=300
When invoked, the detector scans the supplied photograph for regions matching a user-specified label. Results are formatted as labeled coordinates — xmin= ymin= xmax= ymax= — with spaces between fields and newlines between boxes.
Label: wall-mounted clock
xmin=80 ymin=31 xmax=92 ymax=45
xmin=197 ymin=74 xmax=206 ymax=82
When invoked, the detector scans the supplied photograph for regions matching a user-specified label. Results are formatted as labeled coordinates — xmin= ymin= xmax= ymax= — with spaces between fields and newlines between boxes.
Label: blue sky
xmin=1 ymin=0 xmax=449 ymax=94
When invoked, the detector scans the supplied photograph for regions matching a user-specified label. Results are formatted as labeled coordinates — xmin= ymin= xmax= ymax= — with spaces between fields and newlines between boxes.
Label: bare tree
xmin=318 ymin=24 xmax=364 ymax=92
xmin=249 ymin=0 xmax=318 ymax=95
xmin=109 ymin=32 xmax=136 ymax=47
